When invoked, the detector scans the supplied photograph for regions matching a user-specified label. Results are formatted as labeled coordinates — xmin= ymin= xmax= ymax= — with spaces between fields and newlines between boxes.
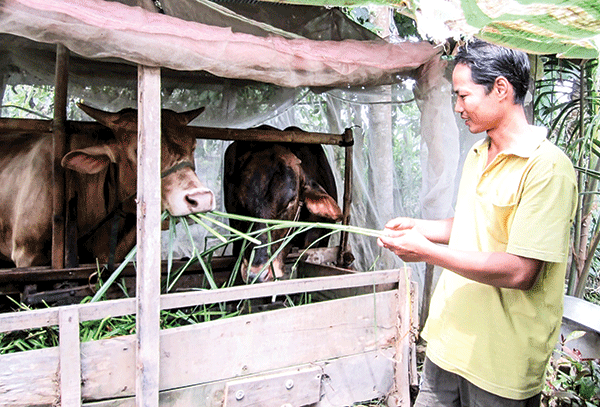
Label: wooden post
xmin=59 ymin=307 xmax=81 ymax=407
xmin=389 ymin=266 xmax=412 ymax=406
xmin=338 ymin=128 xmax=354 ymax=268
xmin=0 ymin=73 xmax=7 ymax=111
xmin=136 ymin=65 xmax=161 ymax=407
xmin=52 ymin=44 xmax=69 ymax=270
xmin=421 ymin=263 xmax=434 ymax=327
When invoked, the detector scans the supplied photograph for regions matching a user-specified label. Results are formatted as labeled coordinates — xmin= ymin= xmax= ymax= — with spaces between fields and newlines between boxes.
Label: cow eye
xmin=283 ymin=199 xmax=297 ymax=214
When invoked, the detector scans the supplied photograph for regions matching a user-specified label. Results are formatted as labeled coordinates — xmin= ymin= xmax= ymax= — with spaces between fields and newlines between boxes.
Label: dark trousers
xmin=414 ymin=357 xmax=542 ymax=407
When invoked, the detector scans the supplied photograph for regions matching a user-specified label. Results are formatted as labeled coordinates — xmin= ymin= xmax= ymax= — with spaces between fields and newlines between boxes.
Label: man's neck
xmin=486 ymin=106 xmax=530 ymax=165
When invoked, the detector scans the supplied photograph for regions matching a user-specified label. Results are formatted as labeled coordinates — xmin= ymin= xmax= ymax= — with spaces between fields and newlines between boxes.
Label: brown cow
xmin=224 ymin=138 xmax=342 ymax=283
xmin=0 ymin=104 xmax=215 ymax=268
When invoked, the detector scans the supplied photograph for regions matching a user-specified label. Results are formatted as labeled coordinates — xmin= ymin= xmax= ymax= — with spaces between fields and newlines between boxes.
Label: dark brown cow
xmin=0 ymin=104 xmax=215 ymax=268
xmin=224 ymin=138 xmax=342 ymax=283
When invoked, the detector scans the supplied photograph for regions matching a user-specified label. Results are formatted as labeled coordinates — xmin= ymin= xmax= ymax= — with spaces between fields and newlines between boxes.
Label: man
xmin=377 ymin=39 xmax=578 ymax=406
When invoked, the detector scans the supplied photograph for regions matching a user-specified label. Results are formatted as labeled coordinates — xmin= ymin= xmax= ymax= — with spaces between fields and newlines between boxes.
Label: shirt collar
xmin=473 ymin=126 xmax=548 ymax=158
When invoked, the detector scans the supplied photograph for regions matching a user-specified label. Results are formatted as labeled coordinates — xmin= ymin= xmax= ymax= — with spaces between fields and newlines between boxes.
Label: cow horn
xmin=77 ymin=103 xmax=119 ymax=123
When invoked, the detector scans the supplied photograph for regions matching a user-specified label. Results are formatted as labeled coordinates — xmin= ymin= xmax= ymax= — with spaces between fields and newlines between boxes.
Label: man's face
xmin=452 ymin=63 xmax=500 ymax=134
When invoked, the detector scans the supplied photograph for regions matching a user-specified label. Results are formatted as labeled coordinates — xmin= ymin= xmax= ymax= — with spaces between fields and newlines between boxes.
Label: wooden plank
xmin=0 ymin=347 xmax=59 ymax=406
xmin=52 ymin=43 xmax=69 ymax=270
xmin=136 ymin=64 xmax=162 ymax=407
xmin=410 ymin=281 xmax=419 ymax=387
xmin=82 ymin=350 xmax=395 ymax=407
xmin=223 ymin=366 xmax=321 ymax=407
xmin=315 ymin=349 xmax=395 ymax=407
xmin=59 ymin=307 xmax=81 ymax=407
xmin=159 ymin=269 xmax=398 ymax=311
xmin=0 ymin=249 xmax=333 ymax=284
xmin=0 ymin=270 xmax=399 ymax=333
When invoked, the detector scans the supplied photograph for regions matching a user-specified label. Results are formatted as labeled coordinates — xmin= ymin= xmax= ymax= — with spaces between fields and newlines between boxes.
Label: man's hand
xmin=383 ymin=217 xmax=416 ymax=232
xmin=377 ymin=226 xmax=433 ymax=263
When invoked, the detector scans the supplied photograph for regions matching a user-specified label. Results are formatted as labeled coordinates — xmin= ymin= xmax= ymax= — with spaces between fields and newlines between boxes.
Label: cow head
xmin=225 ymin=142 xmax=342 ymax=283
xmin=61 ymin=103 xmax=215 ymax=216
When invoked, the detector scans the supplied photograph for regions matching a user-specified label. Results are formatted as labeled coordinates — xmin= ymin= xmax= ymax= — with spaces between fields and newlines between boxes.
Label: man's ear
xmin=494 ymin=76 xmax=511 ymax=101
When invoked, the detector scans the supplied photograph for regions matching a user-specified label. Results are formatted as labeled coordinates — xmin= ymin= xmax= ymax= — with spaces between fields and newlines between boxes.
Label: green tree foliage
xmin=535 ymin=57 xmax=600 ymax=301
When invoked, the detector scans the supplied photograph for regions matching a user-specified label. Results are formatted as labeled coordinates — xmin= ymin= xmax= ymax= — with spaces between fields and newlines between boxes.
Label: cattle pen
xmin=0 ymin=64 xmax=419 ymax=404
xmin=0 ymin=76 xmax=420 ymax=407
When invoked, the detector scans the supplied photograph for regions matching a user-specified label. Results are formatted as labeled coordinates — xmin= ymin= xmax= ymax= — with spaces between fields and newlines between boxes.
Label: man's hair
xmin=455 ymin=39 xmax=530 ymax=105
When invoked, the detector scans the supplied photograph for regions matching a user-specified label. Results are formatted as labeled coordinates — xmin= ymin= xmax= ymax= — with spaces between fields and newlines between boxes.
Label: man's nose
xmin=454 ymin=100 xmax=462 ymax=113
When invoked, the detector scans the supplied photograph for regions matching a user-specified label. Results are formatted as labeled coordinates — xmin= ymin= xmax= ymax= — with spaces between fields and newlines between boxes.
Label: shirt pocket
xmin=476 ymin=192 xmax=518 ymax=247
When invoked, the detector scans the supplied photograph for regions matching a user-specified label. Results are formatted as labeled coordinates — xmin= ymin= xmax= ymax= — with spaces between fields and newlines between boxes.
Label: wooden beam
xmin=136 ymin=64 xmax=162 ymax=407
xmin=183 ymin=126 xmax=351 ymax=146
xmin=0 ymin=118 xmax=351 ymax=146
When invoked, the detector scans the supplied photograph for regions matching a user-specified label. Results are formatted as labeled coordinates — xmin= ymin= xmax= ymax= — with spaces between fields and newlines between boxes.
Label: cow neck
xmin=78 ymin=159 xmax=196 ymax=270
xmin=78 ymin=164 xmax=135 ymax=269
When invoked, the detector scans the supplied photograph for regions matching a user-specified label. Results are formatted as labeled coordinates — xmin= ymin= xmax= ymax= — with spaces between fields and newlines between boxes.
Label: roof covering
xmin=0 ymin=0 xmax=442 ymax=88
xmin=261 ymin=0 xmax=600 ymax=59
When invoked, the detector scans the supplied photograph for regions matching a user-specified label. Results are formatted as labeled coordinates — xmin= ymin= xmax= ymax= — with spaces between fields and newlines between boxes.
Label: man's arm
xmin=377 ymin=226 xmax=543 ymax=290
xmin=384 ymin=217 xmax=453 ymax=245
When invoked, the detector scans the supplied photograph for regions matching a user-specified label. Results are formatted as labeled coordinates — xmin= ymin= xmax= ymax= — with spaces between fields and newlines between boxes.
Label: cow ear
xmin=303 ymin=180 xmax=343 ymax=221
xmin=61 ymin=145 xmax=117 ymax=174
xmin=176 ymin=107 xmax=205 ymax=126
xmin=77 ymin=103 xmax=137 ymax=133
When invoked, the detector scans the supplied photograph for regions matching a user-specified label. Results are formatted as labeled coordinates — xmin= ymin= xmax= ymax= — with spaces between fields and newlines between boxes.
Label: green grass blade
xmin=91 ymin=246 xmax=137 ymax=303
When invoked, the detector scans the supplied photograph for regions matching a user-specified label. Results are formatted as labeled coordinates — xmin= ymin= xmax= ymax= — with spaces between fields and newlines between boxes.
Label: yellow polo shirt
xmin=422 ymin=128 xmax=578 ymax=400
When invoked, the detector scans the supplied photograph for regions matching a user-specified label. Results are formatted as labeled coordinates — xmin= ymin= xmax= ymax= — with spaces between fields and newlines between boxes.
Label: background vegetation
xmin=534 ymin=57 xmax=600 ymax=304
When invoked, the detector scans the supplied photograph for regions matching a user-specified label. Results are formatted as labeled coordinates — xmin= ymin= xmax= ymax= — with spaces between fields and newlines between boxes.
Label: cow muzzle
xmin=167 ymin=187 xmax=215 ymax=216
xmin=161 ymin=161 xmax=216 ymax=216
xmin=242 ymin=258 xmax=285 ymax=283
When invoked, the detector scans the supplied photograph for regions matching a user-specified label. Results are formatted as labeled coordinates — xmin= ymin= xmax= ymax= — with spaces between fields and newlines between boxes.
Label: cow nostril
xmin=185 ymin=190 xmax=214 ymax=212
xmin=185 ymin=195 xmax=198 ymax=207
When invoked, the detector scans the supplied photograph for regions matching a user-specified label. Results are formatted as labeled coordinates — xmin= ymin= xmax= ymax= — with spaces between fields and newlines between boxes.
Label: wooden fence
xmin=0 ymin=267 xmax=417 ymax=407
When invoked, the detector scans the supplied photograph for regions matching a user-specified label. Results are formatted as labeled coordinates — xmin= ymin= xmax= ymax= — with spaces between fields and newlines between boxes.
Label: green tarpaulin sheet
xmin=260 ymin=0 xmax=600 ymax=59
